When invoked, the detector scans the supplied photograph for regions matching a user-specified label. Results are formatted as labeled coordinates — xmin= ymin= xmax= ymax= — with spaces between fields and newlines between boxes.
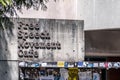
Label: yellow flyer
xmin=57 ymin=61 xmax=65 ymax=67
xmin=68 ymin=68 xmax=78 ymax=80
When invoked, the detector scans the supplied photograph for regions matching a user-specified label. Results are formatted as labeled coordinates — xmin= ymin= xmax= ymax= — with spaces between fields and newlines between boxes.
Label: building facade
xmin=1 ymin=0 xmax=120 ymax=80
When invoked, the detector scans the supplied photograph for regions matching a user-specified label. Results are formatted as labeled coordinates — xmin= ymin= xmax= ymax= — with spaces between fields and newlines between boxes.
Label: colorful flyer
xmin=77 ymin=62 xmax=83 ymax=67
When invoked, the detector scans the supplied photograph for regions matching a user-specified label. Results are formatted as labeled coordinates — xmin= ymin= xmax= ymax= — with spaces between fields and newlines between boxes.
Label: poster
xmin=68 ymin=68 xmax=78 ymax=80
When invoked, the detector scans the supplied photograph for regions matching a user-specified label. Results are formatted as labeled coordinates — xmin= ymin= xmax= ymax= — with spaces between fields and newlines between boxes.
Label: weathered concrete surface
xmin=0 ymin=18 xmax=18 ymax=80
xmin=0 ymin=18 xmax=84 ymax=61
xmin=12 ymin=0 xmax=120 ymax=30
xmin=0 ymin=18 xmax=18 ymax=60
xmin=0 ymin=61 xmax=18 ymax=80
xmin=19 ymin=19 xmax=84 ymax=61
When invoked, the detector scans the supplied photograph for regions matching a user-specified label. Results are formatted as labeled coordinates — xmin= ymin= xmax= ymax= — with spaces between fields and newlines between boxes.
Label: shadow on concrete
xmin=0 ymin=17 xmax=14 ymax=80
xmin=0 ymin=17 xmax=14 ymax=60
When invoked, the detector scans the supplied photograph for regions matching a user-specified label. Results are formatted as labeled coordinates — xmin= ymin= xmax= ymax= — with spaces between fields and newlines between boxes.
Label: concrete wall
xmin=79 ymin=0 xmax=120 ymax=30
xmin=0 ymin=18 xmax=84 ymax=61
xmin=0 ymin=18 xmax=18 ymax=80
xmin=13 ymin=0 xmax=120 ymax=30
xmin=0 ymin=61 xmax=18 ymax=80
xmin=17 ymin=19 xmax=84 ymax=62
xmin=1 ymin=0 xmax=120 ymax=80
xmin=0 ymin=18 xmax=18 ymax=60
xmin=0 ymin=18 xmax=84 ymax=80
xmin=14 ymin=0 xmax=78 ymax=20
